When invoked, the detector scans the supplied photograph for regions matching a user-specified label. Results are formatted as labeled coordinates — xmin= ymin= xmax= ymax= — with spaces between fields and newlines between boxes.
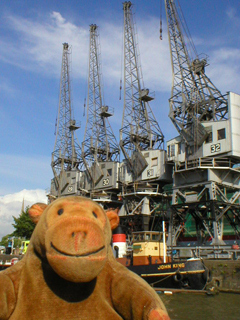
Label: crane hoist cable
xmin=160 ymin=0 xmax=163 ymax=40
xmin=176 ymin=0 xmax=198 ymax=59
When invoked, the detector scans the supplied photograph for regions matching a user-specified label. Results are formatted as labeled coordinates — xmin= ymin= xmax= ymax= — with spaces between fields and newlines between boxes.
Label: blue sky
xmin=0 ymin=0 xmax=240 ymax=196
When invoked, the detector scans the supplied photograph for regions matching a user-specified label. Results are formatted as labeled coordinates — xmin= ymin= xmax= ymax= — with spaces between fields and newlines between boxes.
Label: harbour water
xmin=160 ymin=292 xmax=240 ymax=320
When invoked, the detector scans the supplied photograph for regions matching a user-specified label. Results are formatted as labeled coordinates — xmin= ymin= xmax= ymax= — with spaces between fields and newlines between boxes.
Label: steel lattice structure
xmin=81 ymin=24 xmax=120 ymax=184
xmin=165 ymin=0 xmax=228 ymax=148
xmin=117 ymin=2 xmax=171 ymax=242
xmin=165 ymin=1 xmax=240 ymax=246
xmin=120 ymin=1 xmax=164 ymax=178
xmin=51 ymin=43 xmax=81 ymax=196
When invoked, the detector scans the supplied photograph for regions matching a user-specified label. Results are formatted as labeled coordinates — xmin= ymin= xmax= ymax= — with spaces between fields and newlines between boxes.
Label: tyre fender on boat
xmin=203 ymin=268 xmax=212 ymax=283
xmin=173 ymin=271 xmax=183 ymax=282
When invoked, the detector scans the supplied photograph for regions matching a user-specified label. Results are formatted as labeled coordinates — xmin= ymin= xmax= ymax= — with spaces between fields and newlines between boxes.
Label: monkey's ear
xmin=105 ymin=208 xmax=120 ymax=230
xmin=28 ymin=203 xmax=48 ymax=224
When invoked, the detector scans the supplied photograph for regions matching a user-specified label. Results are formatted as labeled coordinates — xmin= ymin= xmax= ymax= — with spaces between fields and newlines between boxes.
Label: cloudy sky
xmin=0 ymin=0 xmax=239 ymax=239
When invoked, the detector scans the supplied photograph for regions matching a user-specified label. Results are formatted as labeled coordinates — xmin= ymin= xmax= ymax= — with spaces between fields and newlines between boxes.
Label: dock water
xmin=160 ymin=292 xmax=239 ymax=320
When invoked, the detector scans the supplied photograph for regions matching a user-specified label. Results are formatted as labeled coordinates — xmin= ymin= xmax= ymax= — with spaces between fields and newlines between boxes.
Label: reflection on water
xmin=160 ymin=292 xmax=240 ymax=320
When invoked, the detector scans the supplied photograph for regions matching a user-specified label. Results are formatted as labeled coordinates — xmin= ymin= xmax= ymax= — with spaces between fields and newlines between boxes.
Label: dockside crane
xmin=165 ymin=0 xmax=228 ymax=153
xmin=81 ymin=25 xmax=120 ymax=204
xmin=118 ymin=2 xmax=172 ymax=241
xmin=165 ymin=0 xmax=240 ymax=248
xmin=50 ymin=43 xmax=82 ymax=200
xmin=119 ymin=1 xmax=165 ymax=180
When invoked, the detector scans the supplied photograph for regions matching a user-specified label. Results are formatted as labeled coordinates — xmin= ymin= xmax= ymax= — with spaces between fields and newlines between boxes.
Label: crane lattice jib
xmin=82 ymin=25 xmax=120 ymax=172
xmin=120 ymin=2 xmax=164 ymax=165
xmin=51 ymin=43 xmax=82 ymax=183
xmin=165 ymin=0 xmax=228 ymax=147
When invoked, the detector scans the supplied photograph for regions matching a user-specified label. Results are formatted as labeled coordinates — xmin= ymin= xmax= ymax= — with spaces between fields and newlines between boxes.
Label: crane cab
xmin=167 ymin=92 xmax=240 ymax=162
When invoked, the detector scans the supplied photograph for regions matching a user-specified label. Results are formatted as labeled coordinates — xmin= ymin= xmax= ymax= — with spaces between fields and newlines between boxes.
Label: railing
xmin=175 ymin=157 xmax=240 ymax=172
xmin=122 ymin=183 xmax=160 ymax=196
xmin=168 ymin=245 xmax=240 ymax=260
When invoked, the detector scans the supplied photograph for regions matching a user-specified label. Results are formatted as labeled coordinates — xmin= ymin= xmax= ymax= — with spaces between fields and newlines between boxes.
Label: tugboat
xmin=113 ymin=229 xmax=209 ymax=290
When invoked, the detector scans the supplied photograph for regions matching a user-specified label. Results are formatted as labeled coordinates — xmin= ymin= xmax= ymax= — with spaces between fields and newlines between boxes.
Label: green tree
xmin=12 ymin=206 xmax=35 ymax=239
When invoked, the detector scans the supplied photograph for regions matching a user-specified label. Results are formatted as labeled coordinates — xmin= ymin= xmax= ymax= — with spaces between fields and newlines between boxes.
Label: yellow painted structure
xmin=132 ymin=232 xmax=170 ymax=265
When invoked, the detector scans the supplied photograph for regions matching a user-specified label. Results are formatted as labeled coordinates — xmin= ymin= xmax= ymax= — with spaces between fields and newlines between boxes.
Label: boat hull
xmin=123 ymin=259 xmax=209 ymax=290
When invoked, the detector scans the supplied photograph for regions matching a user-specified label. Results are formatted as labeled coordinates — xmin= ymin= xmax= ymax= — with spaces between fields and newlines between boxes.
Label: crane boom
xmin=120 ymin=1 xmax=164 ymax=179
xmin=51 ymin=43 xmax=82 ymax=197
xmin=81 ymin=24 xmax=120 ymax=186
xmin=165 ymin=0 xmax=228 ymax=149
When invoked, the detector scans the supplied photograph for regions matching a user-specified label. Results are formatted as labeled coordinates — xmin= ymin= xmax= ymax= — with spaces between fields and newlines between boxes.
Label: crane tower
xmin=81 ymin=25 xmax=120 ymax=202
xmin=118 ymin=2 xmax=172 ymax=240
xmin=50 ymin=43 xmax=82 ymax=199
xmin=165 ymin=0 xmax=228 ymax=153
xmin=165 ymin=0 xmax=240 ymax=248
xmin=119 ymin=1 xmax=166 ymax=181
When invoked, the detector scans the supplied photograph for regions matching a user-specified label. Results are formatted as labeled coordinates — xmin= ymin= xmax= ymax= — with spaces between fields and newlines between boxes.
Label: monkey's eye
xmin=92 ymin=211 xmax=98 ymax=218
xmin=58 ymin=208 xmax=64 ymax=215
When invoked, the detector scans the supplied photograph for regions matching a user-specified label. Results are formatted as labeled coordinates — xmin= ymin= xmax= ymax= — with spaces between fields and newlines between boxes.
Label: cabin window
xmin=133 ymin=244 xmax=141 ymax=250
xmin=151 ymin=157 xmax=158 ymax=167
xmin=107 ymin=169 xmax=112 ymax=176
xmin=134 ymin=234 xmax=144 ymax=241
xmin=177 ymin=143 xmax=181 ymax=154
xmin=218 ymin=128 xmax=226 ymax=140
xmin=152 ymin=234 xmax=161 ymax=241
xmin=155 ymin=247 xmax=158 ymax=250
xmin=206 ymin=131 xmax=213 ymax=143
xmin=134 ymin=234 xmax=139 ymax=241
xmin=167 ymin=145 xmax=170 ymax=157
xmin=170 ymin=145 xmax=175 ymax=157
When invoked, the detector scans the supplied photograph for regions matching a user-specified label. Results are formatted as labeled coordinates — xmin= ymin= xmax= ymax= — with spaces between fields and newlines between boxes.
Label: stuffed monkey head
xmin=28 ymin=196 xmax=119 ymax=283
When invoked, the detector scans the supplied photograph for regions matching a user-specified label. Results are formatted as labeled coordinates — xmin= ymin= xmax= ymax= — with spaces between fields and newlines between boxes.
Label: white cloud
xmin=0 ymin=12 xmax=89 ymax=78
xmin=0 ymin=12 xmax=172 ymax=92
xmin=226 ymin=7 xmax=240 ymax=27
xmin=0 ymin=189 xmax=47 ymax=240
xmin=1 ymin=10 xmax=239 ymax=96
xmin=137 ymin=20 xmax=172 ymax=92
xmin=208 ymin=48 xmax=240 ymax=94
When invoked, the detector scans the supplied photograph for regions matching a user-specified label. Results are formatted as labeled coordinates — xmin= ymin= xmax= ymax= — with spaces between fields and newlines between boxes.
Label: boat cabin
xmin=132 ymin=231 xmax=170 ymax=266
